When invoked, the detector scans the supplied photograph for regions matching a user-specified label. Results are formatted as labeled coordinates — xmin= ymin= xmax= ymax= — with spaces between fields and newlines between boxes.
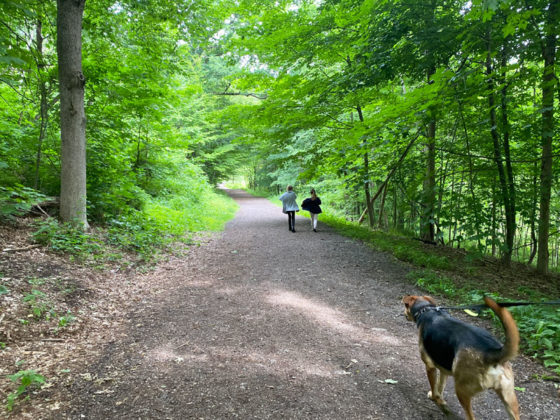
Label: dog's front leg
xmin=421 ymin=352 xmax=447 ymax=407
xmin=425 ymin=366 xmax=447 ymax=407
xmin=435 ymin=371 xmax=448 ymax=399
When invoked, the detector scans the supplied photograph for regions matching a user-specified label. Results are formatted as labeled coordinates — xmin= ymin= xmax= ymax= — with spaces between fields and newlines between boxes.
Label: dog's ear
xmin=402 ymin=295 xmax=416 ymax=308
xmin=423 ymin=296 xmax=437 ymax=305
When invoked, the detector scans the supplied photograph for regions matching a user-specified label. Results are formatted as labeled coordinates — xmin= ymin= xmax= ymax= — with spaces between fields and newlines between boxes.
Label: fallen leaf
xmin=464 ymin=309 xmax=479 ymax=317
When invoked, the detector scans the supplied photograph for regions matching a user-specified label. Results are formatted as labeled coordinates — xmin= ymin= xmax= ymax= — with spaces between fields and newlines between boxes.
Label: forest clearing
xmin=1 ymin=0 xmax=560 ymax=418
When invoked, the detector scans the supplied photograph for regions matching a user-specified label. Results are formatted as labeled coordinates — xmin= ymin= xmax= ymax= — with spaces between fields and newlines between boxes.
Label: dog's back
xmin=419 ymin=310 xmax=504 ymax=372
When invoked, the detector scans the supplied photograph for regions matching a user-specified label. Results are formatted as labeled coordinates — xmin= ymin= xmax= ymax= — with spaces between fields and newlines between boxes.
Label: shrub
xmin=0 ymin=186 xmax=47 ymax=221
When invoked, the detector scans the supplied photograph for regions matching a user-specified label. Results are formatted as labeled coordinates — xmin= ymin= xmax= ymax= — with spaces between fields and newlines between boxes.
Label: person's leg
xmin=290 ymin=211 xmax=296 ymax=232
xmin=312 ymin=213 xmax=318 ymax=231
xmin=287 ymin=212 xmax=293 ymax=231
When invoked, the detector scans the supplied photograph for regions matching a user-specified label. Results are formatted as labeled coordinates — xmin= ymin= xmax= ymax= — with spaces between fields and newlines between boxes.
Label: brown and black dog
xmin=402 ymin=295 xmax=520 ymax=420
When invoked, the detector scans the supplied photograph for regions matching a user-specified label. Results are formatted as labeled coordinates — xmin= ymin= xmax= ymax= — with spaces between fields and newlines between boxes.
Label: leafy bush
xmin=106 ymin=187 xmax=238 ymax=258
xmin=0 ymin=186 xmax=47 ymax=221
xmin=511 ymin=305 xmax=560 ymax=375
xmin=32 ymin=219 xmax=102 ymax=258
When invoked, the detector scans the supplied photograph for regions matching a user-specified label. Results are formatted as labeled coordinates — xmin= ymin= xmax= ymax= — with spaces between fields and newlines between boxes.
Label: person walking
xmin=301 ymin=188 xmax=322 ymax=232
xmin=279 ymin=185 xmax=299 ymax=232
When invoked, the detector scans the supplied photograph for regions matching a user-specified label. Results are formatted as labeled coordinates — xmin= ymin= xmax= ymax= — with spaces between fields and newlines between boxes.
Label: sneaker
xmin=313 ymin=228 xmax=317 ymax=232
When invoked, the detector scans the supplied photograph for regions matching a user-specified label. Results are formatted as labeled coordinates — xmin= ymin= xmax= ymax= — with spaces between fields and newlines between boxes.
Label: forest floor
xmin=1 ymin=189 xmax=560 ymax=419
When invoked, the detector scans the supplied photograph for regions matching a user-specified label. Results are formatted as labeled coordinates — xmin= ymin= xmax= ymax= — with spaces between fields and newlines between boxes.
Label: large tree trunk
xmin=57 ymin=0 xmax=88 ymax=228
xmin=536 ymin=0 xmax=559 ymax=274
xmin=528 ymin=161 xmax=538 ymax=265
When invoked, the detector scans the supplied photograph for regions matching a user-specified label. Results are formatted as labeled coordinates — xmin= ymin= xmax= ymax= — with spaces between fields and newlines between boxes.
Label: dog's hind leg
xmin=454 ymin=386 xmax=476 ymax=420
xmin=495 ymin=388 xmax=520 ymax=420
xmin=494 ymin=374 xmax=520 ymax=419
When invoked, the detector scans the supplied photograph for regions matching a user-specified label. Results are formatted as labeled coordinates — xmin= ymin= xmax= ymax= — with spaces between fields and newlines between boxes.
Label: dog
xmin=402 ymin=295 xmax=520 ymax=420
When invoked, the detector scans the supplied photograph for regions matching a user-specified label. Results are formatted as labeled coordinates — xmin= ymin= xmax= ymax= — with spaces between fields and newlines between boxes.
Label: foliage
xmin=105 ymin=165 xmax=238 ymax=258
xmin=511 ymin=305 xmax=560 ymax=376
xmin=0 ymin=187 xmax=47 ymax=222
xmin=32 ymin=219 xmax=102 ymax=258
xmin=5 ymin=370 xmax=46 ymax=412
xmin=22 ymin=289 xmax=52 ymax=320
xmin=408 ymin=270 xmax=457 ymax=298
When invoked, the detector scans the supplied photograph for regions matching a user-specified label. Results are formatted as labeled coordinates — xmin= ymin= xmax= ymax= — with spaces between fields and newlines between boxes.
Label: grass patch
xmin=319 ymin=213 xmax=452 ymax=270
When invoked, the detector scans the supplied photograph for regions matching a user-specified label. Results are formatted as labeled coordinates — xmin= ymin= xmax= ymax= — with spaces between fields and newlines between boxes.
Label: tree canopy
xmin=0 ymin=0 xmax=559 ymax=273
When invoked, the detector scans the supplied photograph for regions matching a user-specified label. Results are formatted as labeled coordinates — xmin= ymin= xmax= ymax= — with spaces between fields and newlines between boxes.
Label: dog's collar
xmin=412 ymin=304 xmax=443 ymax=322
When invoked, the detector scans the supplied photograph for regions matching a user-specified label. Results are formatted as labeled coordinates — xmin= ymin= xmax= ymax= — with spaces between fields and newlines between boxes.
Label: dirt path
xmin=64 ymin=189 xmax=560 ymax=419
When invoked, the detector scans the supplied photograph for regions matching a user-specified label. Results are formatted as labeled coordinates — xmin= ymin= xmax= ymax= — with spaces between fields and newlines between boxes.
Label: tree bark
xmin=528 ymin=161 xmax=538 ymax=265
xmin=34 ymin=19 xmax=49 ymax=190
xmin=486 ymin=28 xmax=513 ymax=265
xmin=500 ymin=38 xmax=516 ymax=265
xmin=356 ymin=105 xmax=375 ymax=228
xmin=536 ymin=0 xmax=559 ymax=274
xmin=57 ymin=0 xmax=88 ymax=228
xmin=421 ymin=100 xmax=437 ymax=243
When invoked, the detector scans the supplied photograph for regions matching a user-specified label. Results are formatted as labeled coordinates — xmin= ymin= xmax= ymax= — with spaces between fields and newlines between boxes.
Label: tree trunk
xmin=457 ymin=98 xmax=483 ymax=248
xmin=528 ymin=161 xmax=538 ymax=265
xmin=356 ymin=105 xmax=375 ymax=228
xmin=421 ymin=111 xmax=436 ymax=242
xmin=536 ymin=0 xmax=558 ymax=274
xmin=57 ymin=0 xmax=88 ymax=228
xmin=500 ymin=40 xmax=516 ymax=265
xmin=378 ymin=182 xmax=388 ymax=228
xmin=392 ymin=185 xmax=398 ymax=229
xmin=486 ymin=29 xmax=513 ymax=265
xmin=34 ymin=20 xmax=48 ymax=190
xmin=491 ymin=178 xmax=497 ymax=257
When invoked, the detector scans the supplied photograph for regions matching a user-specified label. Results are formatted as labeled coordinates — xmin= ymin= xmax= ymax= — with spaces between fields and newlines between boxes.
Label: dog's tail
xmin=484 ymin=296 xmax=519 ymax=363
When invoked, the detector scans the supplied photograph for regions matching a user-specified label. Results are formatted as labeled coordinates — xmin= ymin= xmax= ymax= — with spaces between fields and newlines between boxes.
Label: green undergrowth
xmin=320 ymin=213 xmax=453 ymax=270
xmin=32 ymin=188 xmax=238 ymax=263
xmin=0 ymin=186 xmax=47 ymax=221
